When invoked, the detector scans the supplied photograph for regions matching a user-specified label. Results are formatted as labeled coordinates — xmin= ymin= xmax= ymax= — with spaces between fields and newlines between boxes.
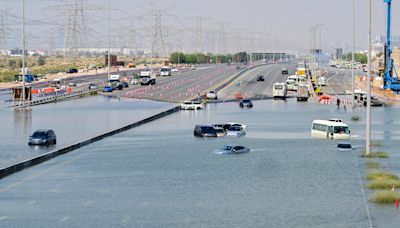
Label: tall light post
xmin=107 ymin=0 xmax=111 ymax=80
xmin=21 ymin=0 xmax=26 ymax=105
xmin=366 ymin=0 xmax=372 ymax=155
xmin=351 ymin=0 xmax=356 ymax=109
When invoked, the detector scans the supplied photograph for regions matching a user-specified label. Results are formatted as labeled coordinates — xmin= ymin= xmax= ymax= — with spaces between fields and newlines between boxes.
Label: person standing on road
xmin=336 ymin=98 xmax=341 ymax=108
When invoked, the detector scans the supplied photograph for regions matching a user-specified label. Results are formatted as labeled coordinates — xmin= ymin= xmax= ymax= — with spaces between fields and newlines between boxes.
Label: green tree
xmin=169 ymin=52 xmax=186 ymax=64
xmin=185 ymin=53 xmax=197 ymax=64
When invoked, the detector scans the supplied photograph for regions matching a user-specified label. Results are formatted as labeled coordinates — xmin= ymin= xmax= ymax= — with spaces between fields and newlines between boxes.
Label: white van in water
xmin=311 ymin=120 xmax=350 ymax=140
xmin=286 ymin=79 xmax=298 ymax=91
xmin=273 ymin=82 xmax=287 ymax=99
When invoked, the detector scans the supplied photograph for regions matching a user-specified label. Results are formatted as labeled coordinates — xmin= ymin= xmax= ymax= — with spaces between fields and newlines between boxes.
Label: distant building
xmin=335 ymin=48 xmax=343 ymax=59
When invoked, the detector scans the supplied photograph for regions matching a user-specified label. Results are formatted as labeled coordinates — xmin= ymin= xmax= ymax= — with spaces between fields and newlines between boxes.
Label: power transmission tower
xmin=151 ymin=11 xmax=166 ymax=58
xmin=216 ymin=22 xmax=226 ymax=54
xmin=66 ymin=0 xmax=88 ymax=57
xmin=195 ymin=17 xmax=204 ymax=53
xmin=128 ymin=17 xmax=138 ymax=57
xmin=0 ymin=10 xmax=6 ymax=53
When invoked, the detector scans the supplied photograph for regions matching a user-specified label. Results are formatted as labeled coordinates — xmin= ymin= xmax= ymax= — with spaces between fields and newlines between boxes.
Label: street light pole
xmin=366 ymin=0 xmax=372 ymax=155
xmin=352 ymin=0 xmax=356 ymax=110
xmin=21 ymin=0 xmax=26 ymax=105
xmin=107 ymin=0 xmax=111 ymax=80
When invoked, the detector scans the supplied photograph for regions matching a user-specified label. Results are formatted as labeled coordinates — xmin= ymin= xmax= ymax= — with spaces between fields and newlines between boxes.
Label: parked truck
xmin=296 ymin=84 xmax=309 ymax=102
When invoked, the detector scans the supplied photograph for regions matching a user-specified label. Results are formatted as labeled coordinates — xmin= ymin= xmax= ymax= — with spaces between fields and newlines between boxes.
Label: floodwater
xmin=2 ymin=98 xmax=400 ymax=227
xmin=0 ymin=95 xmax=175 ymax=168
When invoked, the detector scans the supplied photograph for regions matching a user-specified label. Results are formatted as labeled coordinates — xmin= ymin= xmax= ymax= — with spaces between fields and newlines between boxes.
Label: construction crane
xmin=383 ymin=0 xmax=400 ymax=91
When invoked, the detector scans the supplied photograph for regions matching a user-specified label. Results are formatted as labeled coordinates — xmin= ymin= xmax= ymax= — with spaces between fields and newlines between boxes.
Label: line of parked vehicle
xmin=194 ymin=123 xmax=247 ymax=138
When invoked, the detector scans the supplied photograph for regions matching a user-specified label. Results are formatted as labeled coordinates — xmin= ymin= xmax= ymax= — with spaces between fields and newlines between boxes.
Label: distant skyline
xmin=0 ymin=0 xmax=398 ymax=54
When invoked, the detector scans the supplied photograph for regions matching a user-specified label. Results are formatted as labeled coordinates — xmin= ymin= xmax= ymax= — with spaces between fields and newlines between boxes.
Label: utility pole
xmin=21 ymin=0 xmax=26 ymax=105
xmin=128 ymin=17 xmax=138 ymax=57
xmin=66 ymin=0 xmax=87 ymax=58
xmin=366 ymin=0 xmax=372 ymax=155
xmin=195 ymin=17 xmax=204 ymax=53
xmin=151 ymin=11 xmax=166 ymax=58
xmin=107 ymin=0 xmax=111 ymax=80
xmin=352 ymin=0 xmax=356 ymax=109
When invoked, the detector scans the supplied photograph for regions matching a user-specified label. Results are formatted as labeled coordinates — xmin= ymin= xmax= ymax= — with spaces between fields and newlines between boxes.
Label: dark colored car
xmin=121 ymin=81 xmax=129 ymax=88
xmin=281 ymin=68 xmax=289 ymax=74
xmin=66 ymin=68 xmax=78 ymax=74
xmin=103 ymin=85 xmax=113 ymax=92
xmin=117 ymin=83 xmax=124 ymax=90
xmin=194 ymin=125 xmax=217 ymax=137
xmin=363 ymin=96 xmax=384 ymax=107
xmin=239 ymin=99 xmax=253 ymax=108
xmin=257 ymin=75 xmax=265 ymax=81
xmin=28 ymin=129 xmax=57 ymax=146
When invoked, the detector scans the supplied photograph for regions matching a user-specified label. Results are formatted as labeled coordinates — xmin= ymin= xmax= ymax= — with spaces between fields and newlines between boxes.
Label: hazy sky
xmin=1 ymin=0 xmax=398 ymax=53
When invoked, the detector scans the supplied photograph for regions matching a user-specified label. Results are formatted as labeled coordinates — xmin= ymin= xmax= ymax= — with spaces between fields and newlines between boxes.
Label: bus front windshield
xmin=334 ymin=126 xmax=350 ymax=134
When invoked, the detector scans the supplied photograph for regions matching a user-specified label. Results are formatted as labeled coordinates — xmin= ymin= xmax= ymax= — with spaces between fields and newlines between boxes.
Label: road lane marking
xmin=60 ymin=216 xmax=69 ymax=222
xmin=0 ymin=152 xmax=88 ymax=193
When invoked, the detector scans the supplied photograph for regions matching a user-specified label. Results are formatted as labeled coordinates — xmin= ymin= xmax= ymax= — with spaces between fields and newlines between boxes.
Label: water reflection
xmin=13 ymin=108 xmax=32 ymax=138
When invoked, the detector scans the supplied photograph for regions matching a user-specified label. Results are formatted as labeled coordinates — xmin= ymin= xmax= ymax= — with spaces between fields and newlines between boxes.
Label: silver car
xmin=214 ymin=145 xmax=250 ymax=154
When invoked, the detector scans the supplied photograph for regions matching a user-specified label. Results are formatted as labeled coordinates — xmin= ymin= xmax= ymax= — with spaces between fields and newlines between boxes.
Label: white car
xmin=226 ymin=126 xmax=246 ymax=137
xmin=171 ymin=68 xmax=179 ymax=72
xmin=131 ymin=78 xmax=139 ymax=85
xmin=206 ymin=91 xmax=218 ymax=100
xmin=214 ymin=145 xmax=250 ymax=154
xmin=180 ymin=101 xmax=204 ymax=110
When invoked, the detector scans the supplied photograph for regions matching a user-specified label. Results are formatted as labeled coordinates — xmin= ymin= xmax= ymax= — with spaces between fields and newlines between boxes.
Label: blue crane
xmin=383 ymin=0 xmax=400 ymax=91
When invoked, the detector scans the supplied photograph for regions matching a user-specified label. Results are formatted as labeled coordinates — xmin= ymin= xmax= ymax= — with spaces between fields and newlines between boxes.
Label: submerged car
xmin=28 ymin=129 xmax=57 ymax=146
xmin=214 ymin=127 xmax=226 ymax=137
xmin=226 ymin=122 xmax=247 ymax=130
xmin=281 ymin=68 xmax=289 ymax=74
xmin=214 ymin=145 xmax=250 ymax=154
xmin=103 ymin=85 xmax=113 ymax=92
xmin=239 ymin=99 xmax=253 ymax=108
xmin=194 ymin=125 xmax=217 ymax=137
xmin=68 ymin=81 xmax=77 ymax=87
xmin=337 ymin=142 xmax=353 ymax=151
xmin=257 ymin=75 xmax=265 ymax=81
xmin=226 ymin=126 xmax=246 ymax=137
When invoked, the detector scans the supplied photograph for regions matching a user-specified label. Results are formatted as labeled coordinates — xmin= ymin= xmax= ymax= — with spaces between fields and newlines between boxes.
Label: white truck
xmin=296 ymin=84 xmax=309 ymax=102
xmin=108 ymin=74 xmax=121 ymax=89
xmin=273 ymin=82 xmax=287 ymax=99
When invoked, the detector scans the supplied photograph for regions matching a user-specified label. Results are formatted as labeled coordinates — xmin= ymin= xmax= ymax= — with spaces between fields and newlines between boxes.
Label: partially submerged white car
xmin=180 ymin=101 xmax=204 ymax=110
xmin=226 ymin=126 xmax=246 ymax=137
xmin=206 ymin=91 xmax=218 ymax=100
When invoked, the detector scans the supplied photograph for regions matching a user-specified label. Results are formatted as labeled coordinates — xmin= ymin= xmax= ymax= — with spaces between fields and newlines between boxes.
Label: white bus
xmin=311 ymin=120 xmax=350 ymax=140
xmin=273 ymin=82 xmax=287 ymax=99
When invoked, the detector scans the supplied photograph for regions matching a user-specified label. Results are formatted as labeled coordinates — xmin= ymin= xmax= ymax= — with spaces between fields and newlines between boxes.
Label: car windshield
xmin=338 ymin=143 xmax=351 ymax=149
xmin=243 ymin=100 xmax=251 ymax=103
xmin=32 ymin=131 xmax=47 ymax=138
xmin=215 ymin=128 xmax=224 ymax=133
xmin=228 ymin=126 xmax=241 ymax=131
xmin=161 ymin=68 xmax=169 ymax=72
xmin=275 ymin=85 xmax=284 ymax=89
xmin=223 ymin=146 xmax=233 ymax=151
xmin=334 ymin=126 xmax=350 ymax=134
xmin=202 ymin=127 xmax=215 ymax=133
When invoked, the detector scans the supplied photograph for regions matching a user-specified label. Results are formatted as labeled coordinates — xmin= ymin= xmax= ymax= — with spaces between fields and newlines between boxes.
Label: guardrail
xmin=12 ymin=87 xmax=103 ymax=109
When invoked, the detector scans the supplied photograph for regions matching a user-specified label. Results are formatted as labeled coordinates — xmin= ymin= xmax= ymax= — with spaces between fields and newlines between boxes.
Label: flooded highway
xmin=1 ymin=98 xmax=400 ymax=227
xmin=0 ymin=95 xmax=175 ymax=168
